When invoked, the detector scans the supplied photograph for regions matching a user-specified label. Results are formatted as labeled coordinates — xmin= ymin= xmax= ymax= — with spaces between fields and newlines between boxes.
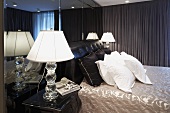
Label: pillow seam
xmin=80 ymin=61 xmax=94 ymax=86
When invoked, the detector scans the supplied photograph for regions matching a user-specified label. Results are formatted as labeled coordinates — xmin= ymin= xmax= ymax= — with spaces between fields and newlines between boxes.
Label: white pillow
xmin=107 ymin=64 xmax=135 ymax=93
xmin=120 ymin=51 xmax=139 ymax=62
xmin=111 ymin=51 xmax=120 ymax=57
xmin=104 ymin=53 xmax=125 ymax=66
xmin=104 ymin=54 xmax=114 ymax=65
xmin=124 ymin=60 xmax=152 ymax=84
xmin=121 ymin=52 xmax=152 ymax=84
xmin=95 ymin=60 xmax=115 ymax=86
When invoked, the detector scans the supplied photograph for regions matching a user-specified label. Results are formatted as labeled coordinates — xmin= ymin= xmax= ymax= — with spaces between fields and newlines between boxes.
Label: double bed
xmin=64 ymin=40 xmax=170 ymax=113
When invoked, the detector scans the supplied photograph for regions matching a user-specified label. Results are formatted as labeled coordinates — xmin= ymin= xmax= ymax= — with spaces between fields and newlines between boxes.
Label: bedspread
xmin=79 ymin=66 xmax=170 ymax=113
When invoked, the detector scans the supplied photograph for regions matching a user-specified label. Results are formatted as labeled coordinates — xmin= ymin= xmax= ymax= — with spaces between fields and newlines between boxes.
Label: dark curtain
xmin=4 ymin=8 xmax=7 ymax=30
xmin=54 ymin=9 xmax=82 ymax=42
xmin=83 ymin=7 xmax=103 ymax=39
xmin=54 ymin=7 xmax=103 ymax=42
xmin=6 ymin=8 xmax=33 ymax=35
xmin=62 ymin=9 xmax=82 ymax=42
xmin=168 ymin=1 xmax=170 ymax=66
xmin=54 ymin=10 xmax=59 ymax=30
xmin=103 ymin=0 xmax=170 ymax=67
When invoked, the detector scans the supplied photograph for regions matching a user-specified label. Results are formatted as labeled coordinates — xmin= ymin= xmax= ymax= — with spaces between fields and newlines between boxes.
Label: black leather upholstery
xmin=95 ymin=49 xmax=106 ymax=60
xmin=64 ymin=40 xmax=104 ymax=84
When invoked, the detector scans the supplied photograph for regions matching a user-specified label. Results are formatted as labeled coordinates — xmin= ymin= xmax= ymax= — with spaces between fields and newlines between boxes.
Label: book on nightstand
xmin=55 ymin=77 xmax=81 ymax=96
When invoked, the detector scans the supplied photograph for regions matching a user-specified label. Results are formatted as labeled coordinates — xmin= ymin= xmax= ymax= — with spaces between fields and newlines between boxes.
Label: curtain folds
xmin=6 ymin=8 xmax=33 ymax=35
xmin=54 ymin=9 xmax=82 ymax=42
xmin=83 ymin=8 xmax=103 ymax=39
xmin=54 ymin=10 xmax=59 ymax=31
xmin=54 ymin=7 xmax=103 ymax=42
xmin=103 ymin=0 xmax=170 ymax=67
xmin=32 ymin=11 xmax=54 ymax=40
xmin=61 ymin=9 xmax=82 ymax=42
xmin=168 ymin=0 xmax=170 ymax=66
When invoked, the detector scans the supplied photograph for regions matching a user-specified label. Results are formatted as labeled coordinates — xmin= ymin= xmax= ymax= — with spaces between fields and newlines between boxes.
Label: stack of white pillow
xmin=95 ymin=51 xmax=152 ymax=93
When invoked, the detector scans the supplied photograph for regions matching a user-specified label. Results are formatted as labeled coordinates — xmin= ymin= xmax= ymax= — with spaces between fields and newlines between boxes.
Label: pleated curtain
xmin=102 ymin=0 xmax=170 ymax=67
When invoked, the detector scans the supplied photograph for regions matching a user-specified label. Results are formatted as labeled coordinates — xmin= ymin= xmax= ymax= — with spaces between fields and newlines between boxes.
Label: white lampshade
xmin=4 ymin=31 xmax=7 ymax=56
xmin=5 ymin=31 xmax=34 ymax=57
xmin=27 ymin=30 xmax=74 ymax=63
xmin=86 ymin=32 xmax=99 ymax=40
xmin=101 ymin=32 xmax=115 ymax=42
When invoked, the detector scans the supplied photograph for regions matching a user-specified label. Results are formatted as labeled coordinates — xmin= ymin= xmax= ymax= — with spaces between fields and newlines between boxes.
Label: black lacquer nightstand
xmin=6 ymin=80 xmax=46 ymax=113
xmin=22 ymin=89 xmax=82 ymax=113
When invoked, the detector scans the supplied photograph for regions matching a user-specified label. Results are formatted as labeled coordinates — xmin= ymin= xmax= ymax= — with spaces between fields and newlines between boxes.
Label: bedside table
xmin=22 ymin=89 xmax=82 ymax=113
xmin=6 ymin=80 xmax=46 ymax=113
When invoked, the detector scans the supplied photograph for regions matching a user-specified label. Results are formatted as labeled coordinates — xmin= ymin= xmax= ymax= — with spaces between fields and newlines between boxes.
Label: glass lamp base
xmin=43 ymin=62 xmax=58 ymax=102
xmin=105 ymin=42 xmax=110 ymax=48
xmin=43 ymin=92 xmax=58 ymax=102
xmin=13 ymin=56 xmax=26 ymax=91
xmin=12 ymin=83 xmax=26 ymax=91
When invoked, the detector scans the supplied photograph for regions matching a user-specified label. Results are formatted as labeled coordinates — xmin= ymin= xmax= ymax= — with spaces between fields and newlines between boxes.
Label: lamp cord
xmin=37 ymin=67 xmax=46 ymax=93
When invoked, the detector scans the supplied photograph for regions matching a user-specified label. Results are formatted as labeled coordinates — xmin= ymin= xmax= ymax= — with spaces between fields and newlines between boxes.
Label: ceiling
xmin=94 ymin=0 xmax=151 ymax=6
xmin=5 ymin=0 xmax=151 ymax=12
xmin=5 ymin=0 xmax=100 ymax=12
xmin=5 ymin=0 xmax=99 ymax=12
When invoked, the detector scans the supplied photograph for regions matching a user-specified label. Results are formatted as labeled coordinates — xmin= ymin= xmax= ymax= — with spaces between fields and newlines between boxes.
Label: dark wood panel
xmin=0 ymin=0 xmax=5 ymax=113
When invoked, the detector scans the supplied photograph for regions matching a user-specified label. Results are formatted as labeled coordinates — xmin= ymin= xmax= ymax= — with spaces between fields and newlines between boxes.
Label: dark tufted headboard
xmin=64 ymin=40 xmax=104 ymax=84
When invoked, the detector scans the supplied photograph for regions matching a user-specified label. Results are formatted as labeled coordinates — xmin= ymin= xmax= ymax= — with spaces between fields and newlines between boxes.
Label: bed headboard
xmin=64 ymin=40 xmax=104 ymax=84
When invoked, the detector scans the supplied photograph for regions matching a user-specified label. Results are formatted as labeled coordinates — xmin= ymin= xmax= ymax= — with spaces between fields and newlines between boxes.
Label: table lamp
xmin=4 ymin=31 xmax=34 ymax=91
xmin=101 ymin=32 xmax=115 ymax=48
xmin=27 ymin=30 xmax=74 ymax=101
xmin=86 ymin=32 xmax=99 ymax=40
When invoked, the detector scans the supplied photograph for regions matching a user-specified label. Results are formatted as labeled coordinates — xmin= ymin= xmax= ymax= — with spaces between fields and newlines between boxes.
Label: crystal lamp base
xmin=13 ymin=56 xmax=26 ymax=91
xmin=43 ymin=62 xmax=58 ymax=102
